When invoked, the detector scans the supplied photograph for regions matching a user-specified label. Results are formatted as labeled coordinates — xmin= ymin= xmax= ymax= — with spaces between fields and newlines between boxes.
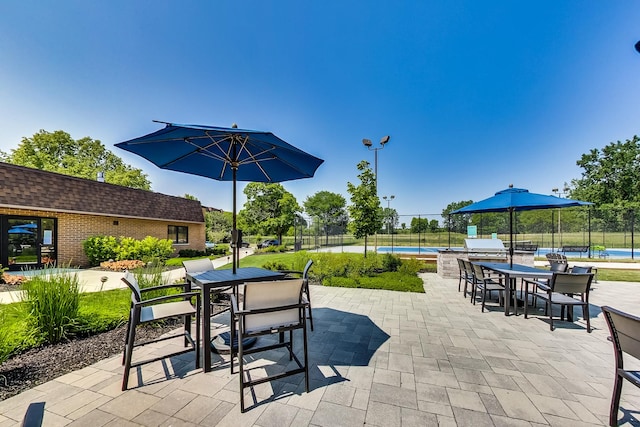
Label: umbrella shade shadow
xmin=231 ymin=307 xmax=390 ymax=410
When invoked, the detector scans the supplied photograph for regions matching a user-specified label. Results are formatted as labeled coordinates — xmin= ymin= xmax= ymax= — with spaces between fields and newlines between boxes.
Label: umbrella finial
xmin=232 ymin=123 xmax=238 ymax=128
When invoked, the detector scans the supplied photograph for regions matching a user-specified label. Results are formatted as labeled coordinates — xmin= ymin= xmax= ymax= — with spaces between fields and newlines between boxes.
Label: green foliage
xmin=346 ymin=161 xmax=382 ymax=254
xmin=82 ymin=235 xmax=174 ymax=266
xmin=442 ymin=200 xmax=474 ymax=234
xmin=398 ymin=258 xmax=424 ymax=275
xmin=0 ymin=129 xmax=151 ymax=189
xmin=205 ymin=210 xmax=233 ymax=243
xmin=83 ymin=235 xmax=119 ymax=266
xmin=258 ymin=244 xmax=288 ymax=253
xmin=238 ymin=183 xmax=300 ymax=242
xmin=22 ymin=268 xmax=80 ymax=344
xmin=573 ymin=135 xmax=640 ymax=208
xmin=0 ymin=309 xmax=10 ymax=364
xmin=324 ymin=271 xmax=424 ymax=292
xmin=262 ymin=260 xmax=289 ymax=271
xmin=381 ymin=254 xmax=402 ymax=272
xmin=303 ymin=191 xmax=348 ymax=245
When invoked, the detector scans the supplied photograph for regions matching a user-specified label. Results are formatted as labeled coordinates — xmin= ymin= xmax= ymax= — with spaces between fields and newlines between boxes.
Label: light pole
xmin=363 ymin=135 xmax=390 ymax=252
xmin=383 ymin=195 xmax=395 ymax=253
xmin=362 ymin=135 xmax=391 ymax=194
xmin=552 ymin=183 xmax=570 ymax=251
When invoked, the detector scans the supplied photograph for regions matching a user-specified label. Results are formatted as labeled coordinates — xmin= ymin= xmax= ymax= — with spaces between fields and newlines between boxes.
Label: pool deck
xmin=2 ymin=272 xmax=640 ymax=426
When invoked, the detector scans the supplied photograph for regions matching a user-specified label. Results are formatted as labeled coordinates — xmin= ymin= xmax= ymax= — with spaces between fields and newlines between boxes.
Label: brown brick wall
xmin=1 ymin=207 xmax=205 ymax=266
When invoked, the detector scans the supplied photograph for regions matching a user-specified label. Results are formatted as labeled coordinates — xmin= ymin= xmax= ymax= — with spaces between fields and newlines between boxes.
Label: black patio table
xmin=186 ymin=267 xmax=286 ymax=372
xmin=476 ymin=262 xmax=553 ymax=316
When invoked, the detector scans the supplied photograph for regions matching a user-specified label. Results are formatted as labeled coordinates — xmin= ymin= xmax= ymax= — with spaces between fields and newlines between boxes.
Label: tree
xmin=303 ymin=191 xmax=348 ymax=245
xmin=346 ymin=161 xmax=382 ymax=256
xmin=205 ymin=209 xmax=232 ymax=242
xmin=0 ymin=130 xmax=151 ymax=189
xmin=572 ymin=136 xmax=640 ymax=209
xmin=442 ymin=200 xmax=473 ymax=234
xmin=238 ymin=183 xmax=300 ymax=242
xmin=382 ymin=207 xmax=398 ymax=234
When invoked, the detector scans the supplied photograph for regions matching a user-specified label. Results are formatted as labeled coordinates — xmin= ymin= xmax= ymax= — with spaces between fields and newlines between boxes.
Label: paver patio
xmin=1 ymin=272 xmax=639 ymax=426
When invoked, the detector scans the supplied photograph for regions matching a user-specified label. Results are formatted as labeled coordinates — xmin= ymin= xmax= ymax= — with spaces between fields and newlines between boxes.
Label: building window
xmin=168 ymin=225 xmax=188 ymax=244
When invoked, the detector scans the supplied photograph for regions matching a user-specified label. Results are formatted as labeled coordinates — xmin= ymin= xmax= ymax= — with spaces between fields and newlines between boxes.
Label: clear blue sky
xmin=2 ymin=2 xmax=639 ymax=221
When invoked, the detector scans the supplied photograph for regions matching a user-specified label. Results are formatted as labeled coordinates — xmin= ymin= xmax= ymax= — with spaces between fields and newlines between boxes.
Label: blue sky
xmin=1 ymin=2 xmax=640 ymax=221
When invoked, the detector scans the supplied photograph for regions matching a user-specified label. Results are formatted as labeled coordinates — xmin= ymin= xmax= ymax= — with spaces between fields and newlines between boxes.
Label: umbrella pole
xmin=232 ymin=163 xmax=238 ymax=274
xmin=509 ymin=208 xmax=514 ymax=268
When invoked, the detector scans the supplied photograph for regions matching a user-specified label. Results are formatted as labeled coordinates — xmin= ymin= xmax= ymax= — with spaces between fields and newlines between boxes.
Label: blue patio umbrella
xmin=451 ymin=187 xmax=592 ymax=266
xmin=116 ymin=121 xmax=324 ymax=272
xmin=8 ymin=226 xmax=34 ymax=234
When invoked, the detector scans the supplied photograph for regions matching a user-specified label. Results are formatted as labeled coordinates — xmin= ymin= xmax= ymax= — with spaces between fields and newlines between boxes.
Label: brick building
xmin=0 ymin=162 xmax=206 ymax=269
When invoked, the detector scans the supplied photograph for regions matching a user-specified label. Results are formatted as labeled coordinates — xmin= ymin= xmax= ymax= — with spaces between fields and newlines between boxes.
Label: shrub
xmin=83 ymin=235 xmax=175 ymax=266
xmin=381 ymin=254 xmax=402 ymax=272
xmin=22 ymin=267 xmax=80 ymax=344
xmin=83 ymin=235 xmax=118 ymax=266
xmin=0 ymin=309 xmax=10 ymax=364
xmin=178 ymin=249 xmax=207 ymax=258
xmin=398 ymin=258 xmax=423 ymax=275
xmin=262 ymin=260 xmax=289 ymax=271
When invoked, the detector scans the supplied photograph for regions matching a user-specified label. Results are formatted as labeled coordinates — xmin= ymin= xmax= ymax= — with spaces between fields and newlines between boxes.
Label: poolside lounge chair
xmin=601 ymin=306 xmax=640 ymax=426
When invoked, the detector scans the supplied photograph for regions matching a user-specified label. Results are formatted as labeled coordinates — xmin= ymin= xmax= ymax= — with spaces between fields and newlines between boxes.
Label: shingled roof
xmin=0 ymin=162 xmax=204 ymax=223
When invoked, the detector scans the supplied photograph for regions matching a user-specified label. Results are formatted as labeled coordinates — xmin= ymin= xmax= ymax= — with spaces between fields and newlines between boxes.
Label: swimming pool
xmin=376 ymin=246 xmax=639 ymax=259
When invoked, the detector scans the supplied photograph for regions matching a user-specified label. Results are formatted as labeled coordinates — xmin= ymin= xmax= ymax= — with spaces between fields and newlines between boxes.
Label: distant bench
xmin=514 ymin=244 xmax=538 ymax=252
xmin=560 ymin=245 xmax=589 ymax=257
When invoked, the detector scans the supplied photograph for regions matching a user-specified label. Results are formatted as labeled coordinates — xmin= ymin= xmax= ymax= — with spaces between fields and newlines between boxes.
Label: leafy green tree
xmin=238 ymin=183 xmax=300 ymax=242
xmin=303 ymin=191 xmax=348 ymax=245
xmin=572 ymin=135 xmax=640 ymax=208
xmin=382 ymin=207 xmax=398 ymax=234
xmin=442 ymin=200 xmax=473 ymax=234
xmin=410 ymin=217 xmax=429 ymax=233
xmin=205 ymin=209 xmax=233 ymax=242
xmin=347 ymin=161 xmax=382 ymax=256
xmin=0 ymin=130 xmax=150 ymax=189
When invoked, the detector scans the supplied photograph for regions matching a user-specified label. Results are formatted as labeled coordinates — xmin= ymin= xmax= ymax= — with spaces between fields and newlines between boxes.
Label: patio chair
xmin=461 ymin=259 xmax=475 ymax=299
xmin=546 ymin=252 xmax=568 ymax=266
xmin=522 ymin=261 xmax=569 ymax=306
xmin=121 ymin=272 xmax=201 ymax=391
xmin=183 ymin=258 xmax=234 ymax=302
xmin=470 ymin=263 xmax=504 ymax=312
xmin=601 ymin=306 xmax=640 ymax=426
xmin=278 ymin=259 xmax=314 ymax=330
xmin=230 ymin=278 xmax=309 ymax=412
xmin=21 ymin=402 xmax=45 ymax=427
xmin=570 ymin=265 xmax=592 ymax=274
xmin=524 ymin=272 xmax=593 ymax=332
xmin=456 ymin=258 xmax=466 ymax=292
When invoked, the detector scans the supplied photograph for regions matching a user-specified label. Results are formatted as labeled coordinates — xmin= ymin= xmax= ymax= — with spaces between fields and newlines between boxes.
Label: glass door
xmin=3 ymin=216 xmax=57 ymax=270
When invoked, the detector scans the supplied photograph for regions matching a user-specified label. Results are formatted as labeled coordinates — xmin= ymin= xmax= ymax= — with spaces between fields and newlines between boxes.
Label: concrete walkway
xmin=1 ymin=272 xmax=639 ymax=425
xmin=0 ymin=249 xmax=255 ymax=305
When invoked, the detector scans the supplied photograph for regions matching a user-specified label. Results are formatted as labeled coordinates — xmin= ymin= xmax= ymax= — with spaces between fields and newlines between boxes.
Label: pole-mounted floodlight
xmin=362 ymin=135 xmax=391 ymax=194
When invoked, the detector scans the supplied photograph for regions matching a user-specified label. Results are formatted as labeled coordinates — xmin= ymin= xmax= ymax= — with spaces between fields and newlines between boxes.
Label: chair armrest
xmin=278 ymin=270 xmax=303 ymax=277
xmin=135 ymin=291 xmax=200 ymax=307
xmin=140 ymin=283 xmax=193 ymax=293
xmin=233 ymin=301 xmax=308 ymax=317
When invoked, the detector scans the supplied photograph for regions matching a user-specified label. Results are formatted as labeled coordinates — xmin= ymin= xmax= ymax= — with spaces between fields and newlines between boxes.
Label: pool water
xmin=376 ymin=246 xmax=639 ymax=259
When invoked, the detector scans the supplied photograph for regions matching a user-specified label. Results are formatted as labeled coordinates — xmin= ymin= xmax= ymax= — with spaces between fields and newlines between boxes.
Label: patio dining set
xmin=456 ymin=255 xmax=640 ymax=425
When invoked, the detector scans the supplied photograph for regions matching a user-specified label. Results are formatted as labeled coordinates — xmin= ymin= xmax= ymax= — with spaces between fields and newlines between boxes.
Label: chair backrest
xmin=602 ymin=306 xmax=640 ymax=361
xmin=182 ymin=258 xmax=214 ymax=274
xmin=550 ymin=272 xmax=593 ymax=295
xmin=470 ymin=262 xmax=486 ymax=280
xmin=242 ymin=279 xmax=304 ymax=332
xmin=121 ymin=272 xmax=142 ymax=303
xmin=549 ymin=261 xmax=569 ymax=273
xmin=462 ymin=259 xmax=474 ymax=277
xmin=456 ymin=258 xmax=465 ymax=273
xmin=570 ymin=265 xmax=592 ymax=274
xmin=302 ymin=259 xmax=313 ymax=280
xmin=546 ymin=252 xmax=568 ymax=264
